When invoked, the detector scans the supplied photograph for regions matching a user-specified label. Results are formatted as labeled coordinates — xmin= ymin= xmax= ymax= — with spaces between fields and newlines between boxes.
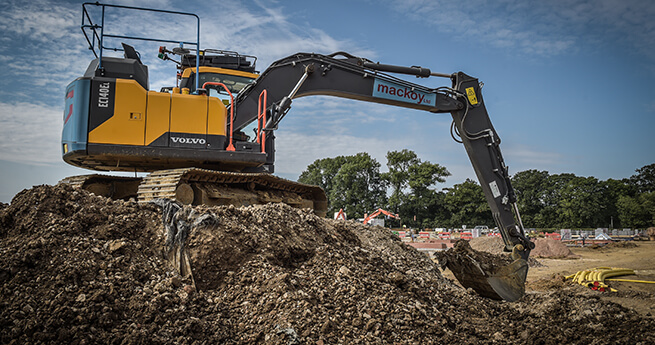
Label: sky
xmin=0 ymin=0 xmax=654 ymax=203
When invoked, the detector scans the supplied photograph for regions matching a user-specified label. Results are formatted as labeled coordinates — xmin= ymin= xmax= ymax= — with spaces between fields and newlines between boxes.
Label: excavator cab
xmin=180 ymin=68 xmax=257 ymax=96
xmin=172 ymin=51 xmax=260 ymax=141
xmin=175 ymin=48 xmax=258 ymax=94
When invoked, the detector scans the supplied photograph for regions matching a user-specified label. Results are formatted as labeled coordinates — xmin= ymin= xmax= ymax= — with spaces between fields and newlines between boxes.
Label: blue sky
xmin=0 ymin=0 xmax=654 ymax=203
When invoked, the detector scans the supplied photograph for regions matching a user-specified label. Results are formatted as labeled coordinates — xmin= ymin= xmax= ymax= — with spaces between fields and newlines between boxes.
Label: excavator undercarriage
xmin=61 ymin=169 xmax=327 ymax=217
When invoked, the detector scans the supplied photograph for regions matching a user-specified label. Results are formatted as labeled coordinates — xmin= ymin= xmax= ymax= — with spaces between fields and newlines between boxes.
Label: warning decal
xmin=489 ymin=180 xmax=501 ymax=198
xmin=466 ymin=87 xmax=478 ymax=105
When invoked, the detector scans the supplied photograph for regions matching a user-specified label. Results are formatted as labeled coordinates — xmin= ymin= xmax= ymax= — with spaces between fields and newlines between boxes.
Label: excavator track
xmin=138 ymin=168 xmax=327 ymax=216
xmin=59 ymin=174 xmax=142 ymax=200
xmin=61 ymin=169 xmax=328 ymax=216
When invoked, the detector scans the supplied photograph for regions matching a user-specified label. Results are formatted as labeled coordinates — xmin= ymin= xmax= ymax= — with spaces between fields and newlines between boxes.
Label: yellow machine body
xmin=87 ymin=79 xmax=227 ymax=146
xmin=63 ymin=67 xmax=264 ymax=172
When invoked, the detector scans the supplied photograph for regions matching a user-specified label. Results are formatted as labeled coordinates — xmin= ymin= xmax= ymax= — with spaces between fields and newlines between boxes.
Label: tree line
xmin=298 ymin=150 xmax=655 ymax=230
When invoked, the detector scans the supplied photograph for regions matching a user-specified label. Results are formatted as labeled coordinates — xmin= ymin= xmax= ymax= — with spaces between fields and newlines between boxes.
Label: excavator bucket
xmin=486 ymin=259 xmax=528 ymax=301
xmin=438 ymin=240 xmax=528 ymax=302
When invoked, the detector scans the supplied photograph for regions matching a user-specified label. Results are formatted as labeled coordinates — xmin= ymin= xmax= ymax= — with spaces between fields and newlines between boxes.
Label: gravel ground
xmin=1 ymin=184 xmax=653 ymax=344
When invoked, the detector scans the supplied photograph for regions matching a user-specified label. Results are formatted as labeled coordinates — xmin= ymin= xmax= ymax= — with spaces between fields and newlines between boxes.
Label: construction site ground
xmin=449 ymin=236 xmax=655 ymax=318
xmin=1 ymin=184 xmax=654 ymax=344
xmin=527 ymin=241 xmax=655 ymax=315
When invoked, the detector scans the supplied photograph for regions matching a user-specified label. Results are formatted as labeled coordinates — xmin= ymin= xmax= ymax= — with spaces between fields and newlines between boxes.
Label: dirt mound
xmin=591 ymin=241 xmax=638 ymax=250
xmin=1 ymin=184 xmax=654 ymax=344
xmin=531 ymin=238 xmax=579 ymax=258
xmin=470 ymin=235 xmax=506 ymax=254
xmin=440 ymin=239 xmax=514 ymax=274
xmin=184 ymin=203 xmax=367 ymax=291
xmin=469 ymin=236 xmax=543 ymax=267
xmin=526 ymin=274 xmax=568 ymax=291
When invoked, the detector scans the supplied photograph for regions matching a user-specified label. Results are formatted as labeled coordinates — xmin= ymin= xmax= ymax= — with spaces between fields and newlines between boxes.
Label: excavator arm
xmin=228 ymin=52 xmax=534 ymax=301
xmin=232 ymin=52 xmax=462 ymax=130
xmin=363 ymin=208 xmax=400 ymax=225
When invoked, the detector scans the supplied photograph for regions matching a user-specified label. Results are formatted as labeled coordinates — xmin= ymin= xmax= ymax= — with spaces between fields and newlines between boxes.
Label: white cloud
xmin=0 ymin=0 xmax=77 ymax=42
xmin=0 ymin=101 xmax=62 ymax=164
xmin=273 ymin=96 xmax=469 ymax=185
xmin=0 ymin=0 xmax=572 ymax=185
xmin=288 ymin=97 xmax=398 ymax=137
xmin=386 ymin=0 xmax=655 ymax=59
xmin=0 ymin=1 xmax=91 ymax=105
xmin=197 ymin=2 xmax=376 ymax=67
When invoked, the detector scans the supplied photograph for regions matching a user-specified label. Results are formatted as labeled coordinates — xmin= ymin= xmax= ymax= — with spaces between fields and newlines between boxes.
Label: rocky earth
xmin=530 ymin=238 xmax=579 ymax=258
xmin=1 ymin=184 xmax=654 ymax=344
xmin=590 ymin=241 xmax=638 ymax=250
xmin=469 ymin=236 xmax=507 ymax=254
xmin=471 ymin=235 xmax=575 ymax=260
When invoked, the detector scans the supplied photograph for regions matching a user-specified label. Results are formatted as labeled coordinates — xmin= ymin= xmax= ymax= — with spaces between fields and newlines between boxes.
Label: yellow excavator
xmin=61 ymin=2 xmax=534 ymax=301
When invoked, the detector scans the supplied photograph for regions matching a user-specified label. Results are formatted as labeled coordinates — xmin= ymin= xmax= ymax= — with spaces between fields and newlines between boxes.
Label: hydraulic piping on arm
xmin=264 ymin=64 xmax=314 ymax=131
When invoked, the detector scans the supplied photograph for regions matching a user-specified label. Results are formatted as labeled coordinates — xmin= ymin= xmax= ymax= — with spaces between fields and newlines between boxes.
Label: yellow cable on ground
xmin=564 ymin=267 xmax=635 ymax=292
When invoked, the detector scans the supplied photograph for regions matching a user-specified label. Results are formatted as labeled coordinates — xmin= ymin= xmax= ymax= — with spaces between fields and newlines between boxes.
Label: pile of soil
xmin=526 ymin=274 xmax=569 ymax=291
xmin=469 ymin=236 xmax=506 ymax=254
xmin=469 ymin=236 xmax=543 ymax=267
xmin=590 ymin=241 xmax=638 ymax=250
xmin=1 ymin=184 xmax=654 ymax=344
xmin=530 ymin=238 xmax=579 ymax=259
xmin=436 ymin=240 xmax=518 ymax=300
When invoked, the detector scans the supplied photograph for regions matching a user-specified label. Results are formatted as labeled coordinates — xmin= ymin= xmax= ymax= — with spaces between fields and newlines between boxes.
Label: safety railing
xmin=257 ymin=90 xmax=268 ymax=153
xmin=202 ymin=82 xmax=236 ymax=151
xmin=81 ymin=2 xmax=201 ymax=90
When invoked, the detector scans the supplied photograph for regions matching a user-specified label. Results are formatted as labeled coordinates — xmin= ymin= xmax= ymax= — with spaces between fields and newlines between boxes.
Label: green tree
xmin=382 ymin=149 xmax=420 ymax=214
xmin=555 ymin=175 xmax=605 ymax=228
xmin=598 ymin=178 xmax=632 ymax=229
xmin=298 ymin=153 xmax=386 ymax=218
xmin=616 ymin=164 xmax=655 ymax=229
xmin=442 ymin=179 xmax=493 ymax=228
xmin=426 ymin=191 xmax=450 ymax=227
xmin=382 ymin=149 xmax=450 ymax=228
xmin=507 ymin=165 xmax=655 ymax=229
xmin=329 ymin=153 xmax=387 ymax=219
xmin=617 ymin=192 xmax=655 ymax=228
xmin=631 ymin=163 xmax=655 ymax=193
xmin=298 ymin=156 xmax=347 ymax=197
xmin=617 ymin=194 xmax=649 ymax=228
xmin=539 ymin=173 xmax=576 ymax=228
xmin=644 ymin=192 xmax=655 ymax=226
xmin=511 ymin=170 xmax=550 ymax=227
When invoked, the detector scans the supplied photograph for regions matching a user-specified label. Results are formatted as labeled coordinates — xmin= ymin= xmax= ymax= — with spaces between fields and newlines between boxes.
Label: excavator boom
xmin=229 ymin=52 xmax=535 ymax=300
xmin=231 ymin=52 xmax=463 ymax=132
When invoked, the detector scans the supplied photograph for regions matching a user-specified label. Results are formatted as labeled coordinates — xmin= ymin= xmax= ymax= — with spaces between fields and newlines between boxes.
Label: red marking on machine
xmin=64 ymin=104 xmax=73 ymax=124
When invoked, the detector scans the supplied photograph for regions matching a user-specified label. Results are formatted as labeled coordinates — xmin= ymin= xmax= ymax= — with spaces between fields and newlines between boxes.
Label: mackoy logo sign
xmin=372 ymin=78 xmax=436 ymax=106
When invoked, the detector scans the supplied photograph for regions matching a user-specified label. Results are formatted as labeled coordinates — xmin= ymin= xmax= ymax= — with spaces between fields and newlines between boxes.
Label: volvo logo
xmin=171 ymin=137 xmax=206 ymax=145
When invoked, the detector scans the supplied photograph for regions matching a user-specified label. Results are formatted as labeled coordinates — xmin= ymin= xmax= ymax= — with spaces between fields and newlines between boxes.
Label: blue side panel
xmin=62 ymin=78 xmax=91 ymax=155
